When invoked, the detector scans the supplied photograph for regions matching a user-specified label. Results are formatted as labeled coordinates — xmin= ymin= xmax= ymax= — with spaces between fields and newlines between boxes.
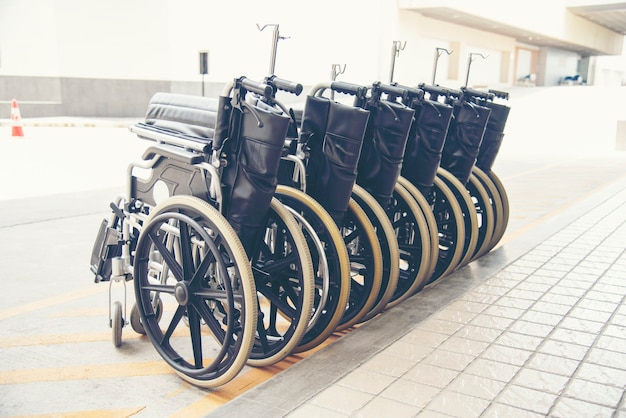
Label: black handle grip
xmin=418 ymin=83 xmax=451 ymax=99
xmin=330 ymin=81 xmax=368 ymax=100
xmin=391 ymin=82 xmax=424 ymax=101
xmin=461 ymin=86 xmax=492 ymax=100
xmin=488 ymin=89 xmax=509 ymax=100
xmin=268 ymin=76 xmax=303 ymax=95
xmin=239 ymin=77 xmax=273 ymax=100
xmin=372 ymin=82 xmax=409 ymax=101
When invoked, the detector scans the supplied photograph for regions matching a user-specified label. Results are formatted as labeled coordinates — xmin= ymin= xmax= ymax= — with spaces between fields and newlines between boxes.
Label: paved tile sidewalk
xmin=295 ymin=188 xmax=626 ymax=417
xmin=212 ymin=181 xmax=626 ymax=418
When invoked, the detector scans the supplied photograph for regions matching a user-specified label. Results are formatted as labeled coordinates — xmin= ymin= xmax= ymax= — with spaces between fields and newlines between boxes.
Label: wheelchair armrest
xmin=130 ymin=123 xmax=212 ymax=153
xmin=142 ymin=144 xmax=205 ymax=165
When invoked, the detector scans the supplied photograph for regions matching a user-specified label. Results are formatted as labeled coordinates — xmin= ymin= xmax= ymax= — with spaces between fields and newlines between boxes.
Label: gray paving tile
xmin=549 ymin=396 xmax=616 ymax=418
xmin=495 ymin=384 xmax=558 ymax=415
xmin=207 ymin=173 xmax=626 ymax=418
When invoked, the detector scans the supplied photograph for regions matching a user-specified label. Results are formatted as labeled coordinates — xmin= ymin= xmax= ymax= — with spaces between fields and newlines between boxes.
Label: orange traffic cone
xmin=11 ymin=99 xmax=24 ymax=137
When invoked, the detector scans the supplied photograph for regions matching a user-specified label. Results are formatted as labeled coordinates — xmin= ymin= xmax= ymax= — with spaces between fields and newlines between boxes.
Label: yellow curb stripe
xmin=0 ymin=286 xmax=106 ymax=321
xmin=12 ymin=407 xmax=146 ymax=418
xmin=0 ymin=361 xmax=172 ymax=385
xmin=0 ymin=332 xmax=145 ymax=348
xmin=170 ymin=334 xmax=342 ymax=417
xmin=497 ymin=172 xmax=626 ymax=248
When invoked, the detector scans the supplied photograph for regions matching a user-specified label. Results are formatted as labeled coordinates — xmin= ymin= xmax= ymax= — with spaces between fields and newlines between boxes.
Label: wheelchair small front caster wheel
xmin=112 ymin=301 xmax=123 ymax=348
xmin=130 ymin=304 xmax=144 ymax=335
xmin=130 ymin=298 xmax=163 ymax=335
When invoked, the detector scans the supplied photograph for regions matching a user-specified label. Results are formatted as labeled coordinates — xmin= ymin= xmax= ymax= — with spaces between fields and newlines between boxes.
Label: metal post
xmin=330 ymin=64 xmax=346 ymax=100
xmin=389 ymin=41 xmax=406 ymax=83
xmin=257 ymin=24 xmax=289 ymax=76
xmin=465 ymin=52 xmax=488 ymax=87
xmin=432 ymin=47 xmax=452 ymax=85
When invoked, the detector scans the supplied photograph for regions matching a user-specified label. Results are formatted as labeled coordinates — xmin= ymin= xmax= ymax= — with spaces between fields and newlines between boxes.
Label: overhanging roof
xmin=567 ymin=1 xmax=626 ymax=34
xmin=400 ymin=3 xmax=625 ymax=56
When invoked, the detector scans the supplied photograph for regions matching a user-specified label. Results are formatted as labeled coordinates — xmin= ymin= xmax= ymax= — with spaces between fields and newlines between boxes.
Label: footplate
xmin=90 ymin=218 xmax=122 ymax=283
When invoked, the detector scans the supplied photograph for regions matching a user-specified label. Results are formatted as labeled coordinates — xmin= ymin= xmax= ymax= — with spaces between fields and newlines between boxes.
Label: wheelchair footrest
xmin=90 ymin=218 xmax=122 ymax=283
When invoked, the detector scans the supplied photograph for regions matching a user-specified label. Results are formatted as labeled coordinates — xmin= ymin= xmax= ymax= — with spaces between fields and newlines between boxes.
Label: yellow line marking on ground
xmin=0 ymin=326 xmax=228 ymax=348
xmin=494 ymin=172 xmax=626 ymax=248
xmin=170 ymin=334 xmax=342 ymax=417
xmin=0 ymin=331 xmax=148 ymax=348
xmin=0 ymin=361 xmax=172 ymax=385
xmin=0 ymin=286 xmax=107 ymax=321
xmin=12 ymin=407 xmax=146 ymax=418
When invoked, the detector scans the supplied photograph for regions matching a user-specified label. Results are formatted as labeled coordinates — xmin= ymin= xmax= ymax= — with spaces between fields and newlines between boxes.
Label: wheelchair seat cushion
xmin=145 ymin=92 xmax=219 ymax=140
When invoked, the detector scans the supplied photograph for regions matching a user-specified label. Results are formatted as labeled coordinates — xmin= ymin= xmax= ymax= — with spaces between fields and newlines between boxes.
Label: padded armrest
xmin=142 ymin=144 xmax=205 ymax=165
xmin=130 ymin=123 xmax=212 ymax=153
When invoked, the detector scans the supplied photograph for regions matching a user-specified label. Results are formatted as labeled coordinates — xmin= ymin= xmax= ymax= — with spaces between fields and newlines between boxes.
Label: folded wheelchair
xmin=90 ymin=76 xmax=319 ymax=387
xmin=90 ymin=71 xmax=511 ymax=389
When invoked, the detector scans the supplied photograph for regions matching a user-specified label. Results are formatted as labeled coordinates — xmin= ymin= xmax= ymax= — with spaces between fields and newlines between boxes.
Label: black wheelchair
xmin=90 ymin=76 xmax=317 ymax=387
xmin=89 ymin=71 xmax=512 ymax=389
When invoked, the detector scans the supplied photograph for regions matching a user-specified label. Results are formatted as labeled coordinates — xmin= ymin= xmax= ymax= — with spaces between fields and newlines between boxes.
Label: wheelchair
xmin=396 ymin=83 xmax=470 ymax=283
xmin=274 ymin=80 xmax=391 ymax=337
xmin=90 ymin=76 xmax=318 ymax=387
xmin=418 ymin=84 xmax=511 ymax=272
xmin=472 ymin=88 xmax=511 ymax=254
xmin=352 ymin=82 xmax=433 ymax=312
xmin=438 ymin=86 xmax=511 ymax=261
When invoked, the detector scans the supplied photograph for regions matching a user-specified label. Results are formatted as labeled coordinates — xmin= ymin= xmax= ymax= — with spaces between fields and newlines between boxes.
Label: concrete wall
xmin=1 ymin=0 xmax=622 ymax=117
xmin=538 ymin=47 xmax=582 ymax=86
xmin=1 ymin=0 xmax=397 ymax=116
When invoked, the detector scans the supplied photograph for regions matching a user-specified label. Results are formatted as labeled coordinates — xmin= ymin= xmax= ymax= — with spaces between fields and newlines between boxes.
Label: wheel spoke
xmin=189 ymin=248 xmax=217 ymax=287
xmin=255 ymin=310 xmax=271 ymax=352
xmin=141 ymin=283 xmax=176 ymax=294
xmin=179 ymin=219 xmax=195 ymax=282
xmin=257 ymin=284 xmax=297 ymax=319
xmin=194 ymin=300 xmax=228 ymax=344
xmin=161 ymin=305 xmax=186 ymax=344
xmin=149 ymin=229 xmax=183 ymax=282
xmin=343 ymin=229 xmax=359 ymax=243
xmin=187 ymin=305 xmax=204 ymax=368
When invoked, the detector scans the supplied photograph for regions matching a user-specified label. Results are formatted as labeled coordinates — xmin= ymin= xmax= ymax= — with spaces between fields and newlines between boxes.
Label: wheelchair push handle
xmin=240 ymin=77 xmax=274 ymax=100
xmin=331 ymin=81 xmax=368 ymax=100
xmin=460 ymin=86 xmax=494 ymax=102
xmin=398 ymin=84 xmax=425 ymax=101
xmin=266 ymin=75 xmax=303 ymax=96
xmin=488 ymin=89 xmax=509 ymax=100
xmin=310 ymin=81 xmax=368 ymax=101
xmin=418 ymin=83 xmax=453 ymax=101
xmin=371 ymin=81 xmax=410 ymax=102
xmin=222 ymin=76 xmax=274 ymax=101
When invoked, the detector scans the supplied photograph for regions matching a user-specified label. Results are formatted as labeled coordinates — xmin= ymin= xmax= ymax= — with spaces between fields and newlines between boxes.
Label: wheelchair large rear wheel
xmin=350 ymin=185 xmax=401 ymax=323
xmin=465 ymin=173 xmax=495 ymax=261
xmin=274 ymin=185 xmax=351 ymax=354
xmin=396 ymin=176 xmax=439 ymax=291
xmin=471 ymin=167 xmax=504 ymax=258
xmin=436 ymin=168 xmax=479 ymax=269
xmin=133 ymin=195 xmax=257 ymax=388
xmin=486 ymin=170 xmax=509 ymax=249
xmin=381 ymin=182 xmax=431 ymax=310
xmin=247 ymin=198 xmax=315 ymax=367
xmin=427 ymin=176 xmax=466 ymax=283
xmin=335 ymin=194 xmax=383 ymax=331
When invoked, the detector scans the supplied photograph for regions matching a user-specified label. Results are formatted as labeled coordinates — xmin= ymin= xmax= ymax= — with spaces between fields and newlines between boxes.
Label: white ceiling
xmin=404 ymin=3 xmax=626 ymax=56
xmin=568 ymin=2 xmax=626 ymax=35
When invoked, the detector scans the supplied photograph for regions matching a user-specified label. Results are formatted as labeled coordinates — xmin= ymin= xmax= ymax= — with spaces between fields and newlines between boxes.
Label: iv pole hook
xmin=257 ymin=23 xmax=290 ymax=75
xmin=389 ymin=40 xmax=406 ymax=83
xmin=432 ymin=47 xmax=452 ymax=85
xmin=464 ymin=52 xmax=488 ymax=87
